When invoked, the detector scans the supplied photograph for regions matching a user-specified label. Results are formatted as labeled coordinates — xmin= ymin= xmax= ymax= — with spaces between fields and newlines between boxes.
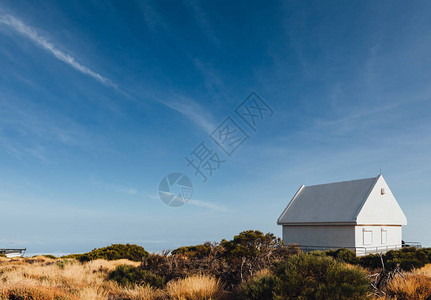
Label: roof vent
xmin=381 ymin=188 xmax=386 ymax=195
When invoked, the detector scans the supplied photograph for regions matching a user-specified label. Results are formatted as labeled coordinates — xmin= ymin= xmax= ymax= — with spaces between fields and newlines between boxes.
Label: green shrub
xmin=358 ymin=253 xmax=382 ymax=270
xmin=241 ymin=274 xmax=276 ymax=300
xmin=421 ymin=248 xmax=431 ymax=262
xmin=308 ymin=247 xmax=431 ymax=272
xmin=142 ymin=230 xmax=292 ymax=289
xmin=55 ymin=259 xmax=75 ymax=269
xmin=308 ymin=250 xmax=326 ymax=257
xmin=220 ymin=230 xmax=284 ymax=261
xmin=324 ymin=248 xmax=359 ymax=264
xmin=172 ymin=242 xmax=212 ymax=258
xmin=358 ymin=247 xmax=431 ymax=271
xmin=108 ymin=265 xmax=165 ymax=288
xmin=61 ymin=253 xmax=80 ymax=260
xmin=241 ymin=254 xmax=371 ymax=300
xmin=42 ymin=254 xmax=57 ymax=259
xmin=383 ymin=247 xmax=429 ymax=271
xmin=66 ymin=244 xmax=149 ymax=262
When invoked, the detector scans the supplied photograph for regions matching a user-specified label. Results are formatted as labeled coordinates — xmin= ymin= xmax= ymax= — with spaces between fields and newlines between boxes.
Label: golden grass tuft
xmin=118 ymin=285 xmax=164 ymax=300
xmin=0 ymin=257 xmax=222 ymax=300
xmin=386 ymin=273 xmax=431 ymax=300
xmin=0 ymin=257 xmax=151 ymax=300
xmin=379 ymin=264 xmax=431 ymax=300
xmin=253 ymin=268 xmax=271 ymax=278
xmin=166 ymin=274 xmax=223 ymax=300
xmin=0 ymin=283 xmax=79 ymax=300
xmin=417 ymin=263 xmax=431 ymax=277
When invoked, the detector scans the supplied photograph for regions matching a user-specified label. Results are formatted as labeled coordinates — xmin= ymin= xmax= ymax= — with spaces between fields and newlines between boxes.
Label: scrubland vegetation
xmin=0 ymin=231 xmax=430 ymax=299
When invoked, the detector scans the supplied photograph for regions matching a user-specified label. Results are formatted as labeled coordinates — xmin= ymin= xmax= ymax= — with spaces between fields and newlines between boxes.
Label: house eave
xmin=277 ymin=221 xmax=357 ymax=226
xmin=277 ymin=184 xmax=305 ymax=224
xmin=278 ymin=221 xmax=406 ymax=226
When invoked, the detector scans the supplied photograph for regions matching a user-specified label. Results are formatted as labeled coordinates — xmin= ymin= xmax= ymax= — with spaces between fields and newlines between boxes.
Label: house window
xmin=363 ymin=229 xmax=373 ymax=245
xmin=381 ymin=229 xmax=387 ymax=244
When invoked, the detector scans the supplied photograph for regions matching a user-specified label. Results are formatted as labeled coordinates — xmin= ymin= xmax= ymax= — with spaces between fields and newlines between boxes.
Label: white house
xmin=277 ymin=175 xmax=407 ymax=256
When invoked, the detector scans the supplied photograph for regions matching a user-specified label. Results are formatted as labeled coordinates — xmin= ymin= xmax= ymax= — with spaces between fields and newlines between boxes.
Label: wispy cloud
xmin=185 ymin=0 xmax=220 ymax=47
xmin=188 ymin=199 xmax=228 ymax=212
xmin=192 ymin=59 xmax=225 ymax=96
xmin=0 ymin=14 xmax=117 ymax=88
xmin=138 ymin=1 xmax=169 ymax=33
xmin=0 ymin=12 xmax=215 ymax=134
xmin=89 ymin=177 xmax=138 ymax=195
xmin=0 ymin=96 xmax=110 ymax=161
xmin=113 ymin=186 xmax=138 ymax=195
xmin=155 ymin=94 xmax=216 ymax=133
xmin=145 ymin=190 xmax=228 ymax=211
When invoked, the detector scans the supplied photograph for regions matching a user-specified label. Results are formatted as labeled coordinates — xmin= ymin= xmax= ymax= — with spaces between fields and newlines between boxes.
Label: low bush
xmin=357 ymin=253 xmax=383 ymax=270
xmin=55 ymin=259 xmax=75 ymax=269
xmin=64 ymin=243 xmax=149 ymax=262
xmin=324 ymin=248 xmax=359 ymax=264
xmin=220 ymin=230 xmax=284 ymax=260
xmin=310 ymin=247 xmax=431 ymax=272
xmin=171 ymin=242 xmax=212 ymax=259
xmin=358 ymin=247 xmax=431 ymax=272
xmin=108 ymin=264 xmax=165 ymax=288
xmin=142 ymin=247 xmax=230 ymax=284
xmin=241 ymin=254 xmax=371 ymax=300
xmin=383 ymin=247 xmax=430 ymax=271
xmin=143 ymin=230 xmax=292 ymax=289
xmin=241 ymin=273 xmax=276 ymax=300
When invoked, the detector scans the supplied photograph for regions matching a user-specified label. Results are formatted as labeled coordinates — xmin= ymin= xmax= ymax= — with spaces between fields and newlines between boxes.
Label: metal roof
xmin=278 ymin=176 xmax=379 ymax=225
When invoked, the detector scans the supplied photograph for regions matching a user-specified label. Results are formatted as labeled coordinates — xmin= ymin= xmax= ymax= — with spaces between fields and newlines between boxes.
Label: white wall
xmin=282 ymin=225 xmax=355 ymax=249
xmin=282 ymin=225 xmax=402 ymax=255
xmin=354 ymin=225 xmax=402 ymax=248
xmin=356 ymin=176 xmax=407 ymax=225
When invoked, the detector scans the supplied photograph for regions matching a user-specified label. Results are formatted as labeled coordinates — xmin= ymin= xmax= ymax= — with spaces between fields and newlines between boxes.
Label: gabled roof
xmin=278 ymin=175 xmax=407 ymax=225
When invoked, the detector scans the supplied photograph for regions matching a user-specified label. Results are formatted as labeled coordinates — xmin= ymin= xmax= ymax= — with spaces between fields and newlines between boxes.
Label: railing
xmin=358 ymin=244 xmax=402 ymax=256
xmin=298 ymin=244 xmax=421 ymax=256
xmin=0 ymin=248 xmax=26 ymax=257
xmin=403 ymin=241 xmax=422 ymax=248
xmin=300 ymin=245 xmax=358 ymax=252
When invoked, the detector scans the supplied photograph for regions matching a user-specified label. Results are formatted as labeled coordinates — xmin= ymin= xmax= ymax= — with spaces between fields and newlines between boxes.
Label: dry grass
xmin=118 ymin=285 xmax=164 ymax=300
xmin=0 ymin=256 xmax=150 ymax=299
xmin=166 ymin=274 xmax=223 ymax=300
xmin=417 ymin=263 xmax=431 ymax=277
xmin=0 ymin=257 xmax=221 ymax=300
xmin=386 ymin=274 xmax=431 ymax=300
xmin=378 ymin=264 xmax=431 ymax=300
xmin=0 ymin=283 xmax=78 ymax=300
xmin=253 ymin=268 xmax=270 ymax=278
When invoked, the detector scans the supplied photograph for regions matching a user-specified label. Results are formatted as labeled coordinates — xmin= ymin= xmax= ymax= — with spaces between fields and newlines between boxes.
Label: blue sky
xmin=0 ymin=0 xmax=430 ymax=254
